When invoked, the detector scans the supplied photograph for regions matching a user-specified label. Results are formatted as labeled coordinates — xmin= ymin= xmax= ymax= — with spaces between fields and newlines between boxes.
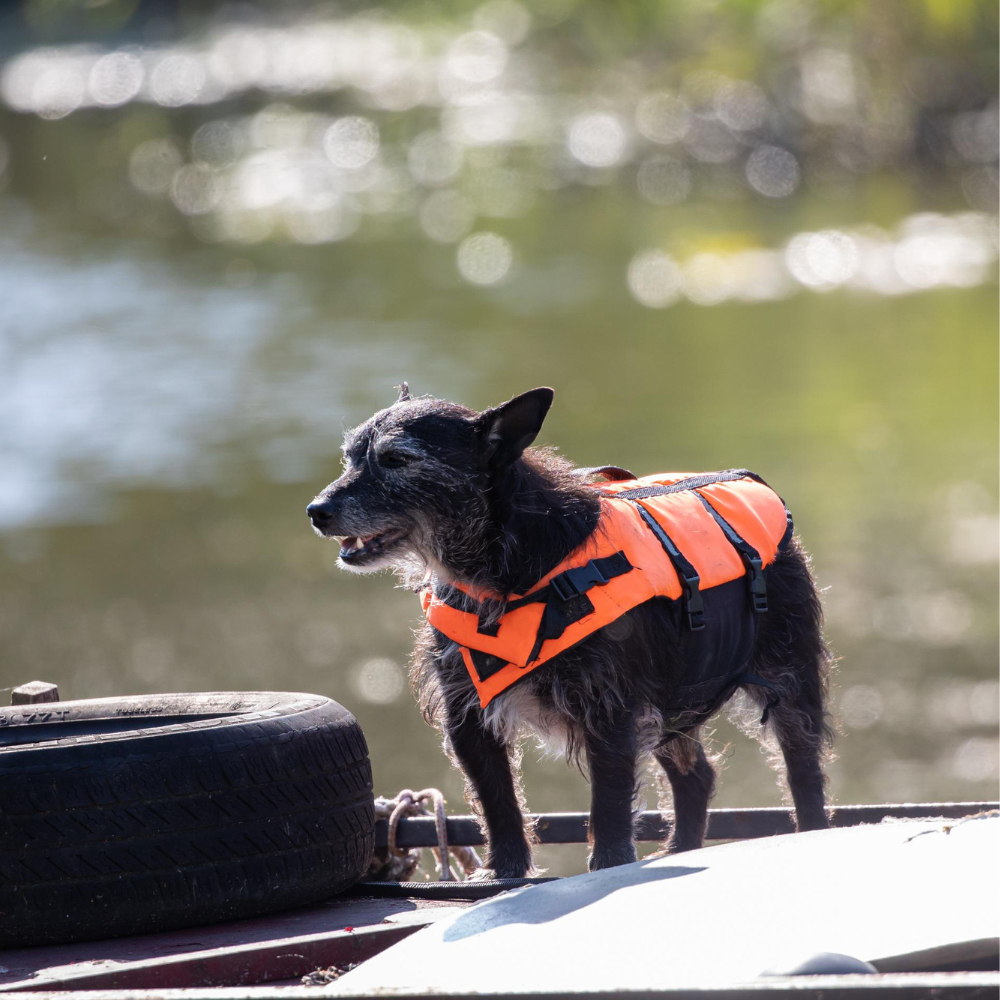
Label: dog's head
xmin=307 ymin=384 xmax=554 ymax=582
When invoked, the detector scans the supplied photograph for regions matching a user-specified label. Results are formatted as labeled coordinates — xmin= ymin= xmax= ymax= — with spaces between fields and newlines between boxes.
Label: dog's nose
xmin=307 ymin=500 xmax=337 ymax=529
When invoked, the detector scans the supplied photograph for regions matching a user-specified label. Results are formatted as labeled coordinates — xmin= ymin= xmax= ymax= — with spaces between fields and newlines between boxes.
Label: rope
xmin=366 ymin=788 xmax=482 ymax=883
xmin=388 ymin=788 xmax=453 ymax=881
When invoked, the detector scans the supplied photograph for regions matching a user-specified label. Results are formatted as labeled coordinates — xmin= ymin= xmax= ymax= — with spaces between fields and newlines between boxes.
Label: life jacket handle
xmin=574 ymin=465 xmax=637 ymax=482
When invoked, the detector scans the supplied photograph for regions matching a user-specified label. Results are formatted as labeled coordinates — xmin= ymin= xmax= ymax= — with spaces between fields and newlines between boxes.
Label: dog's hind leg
xmin=654 ymin=730 xmax=716 ymax=853
xmin=584 ymin=707 xmax=640 ymax=871
xmin=445 ymin=704 xmax=533 ymax=878
xmin=770 ymin=707 xmax=829 ymax=832
xmin=759 ymin=663 xmax=831 ymax=832
xmin=745 ymin=538 xmax=834 ymax=833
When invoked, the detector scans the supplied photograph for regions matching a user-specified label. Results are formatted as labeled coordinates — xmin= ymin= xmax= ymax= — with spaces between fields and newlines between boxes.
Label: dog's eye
xmin=377 ymin=450 xmax=412 ymax=469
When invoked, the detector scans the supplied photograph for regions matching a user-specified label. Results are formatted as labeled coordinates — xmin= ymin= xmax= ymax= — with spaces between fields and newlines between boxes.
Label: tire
xmin=0 ymin=691 xmax=375 ymax=947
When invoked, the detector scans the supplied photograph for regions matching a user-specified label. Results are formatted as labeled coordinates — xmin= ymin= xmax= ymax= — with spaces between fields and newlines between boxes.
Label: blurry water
xmin=0 ymin=0 xmax=996 ymax=874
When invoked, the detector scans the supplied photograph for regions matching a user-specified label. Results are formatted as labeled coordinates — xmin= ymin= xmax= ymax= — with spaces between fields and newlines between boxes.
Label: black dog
xmin=307 ymin=386 xmax=833 ymax=876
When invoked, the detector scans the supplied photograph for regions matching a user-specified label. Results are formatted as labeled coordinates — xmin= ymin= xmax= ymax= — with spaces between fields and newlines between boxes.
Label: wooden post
xmin=11 ymin=680 xmax=60 ymax=705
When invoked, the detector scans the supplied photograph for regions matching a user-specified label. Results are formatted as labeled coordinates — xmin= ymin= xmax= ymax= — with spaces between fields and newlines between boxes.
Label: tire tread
xmin=0 ymin=694 xmax=375 ymax=947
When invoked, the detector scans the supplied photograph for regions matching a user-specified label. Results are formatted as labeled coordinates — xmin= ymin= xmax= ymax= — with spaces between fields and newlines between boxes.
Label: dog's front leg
xmin=446 ymin=706 xmax=533 ymax=878
xmin=585 ymin=708 xmax=639 ymax=871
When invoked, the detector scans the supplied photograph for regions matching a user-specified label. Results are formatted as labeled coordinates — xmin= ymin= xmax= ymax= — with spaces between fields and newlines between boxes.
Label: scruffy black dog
xmin=307 ymin=386 xmax=833 ymax=876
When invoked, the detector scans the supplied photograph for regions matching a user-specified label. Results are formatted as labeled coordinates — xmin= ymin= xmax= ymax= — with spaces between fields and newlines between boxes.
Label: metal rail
xmin=374 ymin=801 xmax=998 ymax=849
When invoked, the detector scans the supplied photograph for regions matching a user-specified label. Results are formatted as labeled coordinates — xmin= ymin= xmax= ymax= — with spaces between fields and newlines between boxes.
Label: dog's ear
xmin=475 ymin=387 xmax=554 ymax=468
xmin=394 ymin=382 xmax=411 ymax=403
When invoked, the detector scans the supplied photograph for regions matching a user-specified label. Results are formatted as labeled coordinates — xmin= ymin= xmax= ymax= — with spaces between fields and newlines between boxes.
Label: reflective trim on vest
xmin=420 ymin=470 xmax=790 ymax=709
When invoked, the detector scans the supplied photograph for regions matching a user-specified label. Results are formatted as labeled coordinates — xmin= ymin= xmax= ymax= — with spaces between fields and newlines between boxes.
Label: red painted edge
xmin=0 ymin=923 xmax=423 ymax=993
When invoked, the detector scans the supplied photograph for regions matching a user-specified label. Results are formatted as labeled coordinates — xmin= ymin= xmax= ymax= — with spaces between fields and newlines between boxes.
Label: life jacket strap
xmin=520 ymin=551 xmax=635 ymax=663
xmin=436 ymin=553 xmax=635 ymax=654
xmin=626 ymin=500 xmax=706 ymax=631
xmin=495 ymin=551 xmax=633 ymax=615
xmin=692 ymin=494 xmax=769 ymax=614
xmin=548 ymin=551 xmax=632 ymax=602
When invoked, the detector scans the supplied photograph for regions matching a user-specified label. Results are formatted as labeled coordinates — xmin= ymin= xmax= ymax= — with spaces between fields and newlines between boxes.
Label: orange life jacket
xmin=421 ymin=469 xmax=792 ymax=711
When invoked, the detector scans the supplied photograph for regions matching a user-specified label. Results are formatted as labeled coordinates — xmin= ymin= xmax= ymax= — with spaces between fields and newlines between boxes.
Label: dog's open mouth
xmin=338 ymin=528 xmax=408 ymax=565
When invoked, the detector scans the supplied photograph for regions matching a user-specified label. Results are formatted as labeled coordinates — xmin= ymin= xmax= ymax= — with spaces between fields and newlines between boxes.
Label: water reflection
xmin=0 ymin=1 xmax=996 ymax=871
xmin=2 ymin=4 xmax=997 ymax=256
xmin=630 ymin=211 xmax=996 ymax=306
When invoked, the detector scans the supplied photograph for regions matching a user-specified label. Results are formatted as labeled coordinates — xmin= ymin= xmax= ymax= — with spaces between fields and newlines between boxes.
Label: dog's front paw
xmin=588 ymin=840 xmax=638 ymax=871
xmin=468 ymin=866 xmax=538 ymax=881
xmin=466 ymin=867 xmax=501 ymax=882
xmin=476 ymin=843 xmax=533 ymax=880
xmin=663 ymin=835 xmax=703 ymax=855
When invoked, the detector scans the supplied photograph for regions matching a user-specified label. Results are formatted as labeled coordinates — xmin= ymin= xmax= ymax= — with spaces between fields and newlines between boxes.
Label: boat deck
xmin=2 ymin=803 xmax=995 ymax=997
xmin=0 ymin=895 xmax=472 ymax=992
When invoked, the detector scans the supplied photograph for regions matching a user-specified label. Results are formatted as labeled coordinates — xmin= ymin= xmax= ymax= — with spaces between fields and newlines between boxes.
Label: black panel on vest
xmin=468 ymin=648 xmax=509 ymax=682
xmin=669 ymin=577 xmax=756 ymax=709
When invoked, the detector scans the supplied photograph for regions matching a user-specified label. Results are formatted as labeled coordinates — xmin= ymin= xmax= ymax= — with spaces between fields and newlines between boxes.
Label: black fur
xmin=308 ymin=387 xmax=834 ymax=876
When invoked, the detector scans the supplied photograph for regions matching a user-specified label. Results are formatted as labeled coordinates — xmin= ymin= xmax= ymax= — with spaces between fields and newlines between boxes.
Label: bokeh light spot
xmin=951 ymin=737 xmax=999 ymax=783
xmin=785 ymin=229 xmax=859 ymax=289
xmin=683 ymin=118 xmax=740 ymax=164
xmin=716 ymin=79 xmax=768 ymax=131
xmin=149 ymin=53 xmax=206 ymax=107
xmin=129 ymin=138 xmax=184 ymax=196
xmin=680 ymin=252 xmax=737 ymax=305
xmin=840 ymin=684 xmax=884 ymax=730
xmin=457 ymin=231 xmax=513 ymax=284
xmin=191 ymin=119 xmax=246 ymax=165
xmin=352 ymin=657 xmax=405 ymax=704
xmin=323 ymin=116 xmax=380 ymax=170
xmin=568 ymin=112 xmax=628 ymax=168
xmin=635 ymin=91 xmax=689 ymax=144
xmin=745 ymin=144 xmax=800 ymax=198
xmin=627 ymin=249 xmax=681 ymax=308
xmin=445 ymin=30 xmax=508 ymax=84
xmin=89 ymin=52 xmax=143 ymax=108
xmin=170 ymin=164 xmax=222 ymax=216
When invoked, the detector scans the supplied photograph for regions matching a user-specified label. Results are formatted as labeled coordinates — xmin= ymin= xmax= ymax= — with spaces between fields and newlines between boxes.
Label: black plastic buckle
xmin=682 ymin=574 xmax=706 ymax=630
xmin=550 ymin=561 xmax=609 ymax=602
xmin=742 ymin=555 xmax=768 ymax=613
